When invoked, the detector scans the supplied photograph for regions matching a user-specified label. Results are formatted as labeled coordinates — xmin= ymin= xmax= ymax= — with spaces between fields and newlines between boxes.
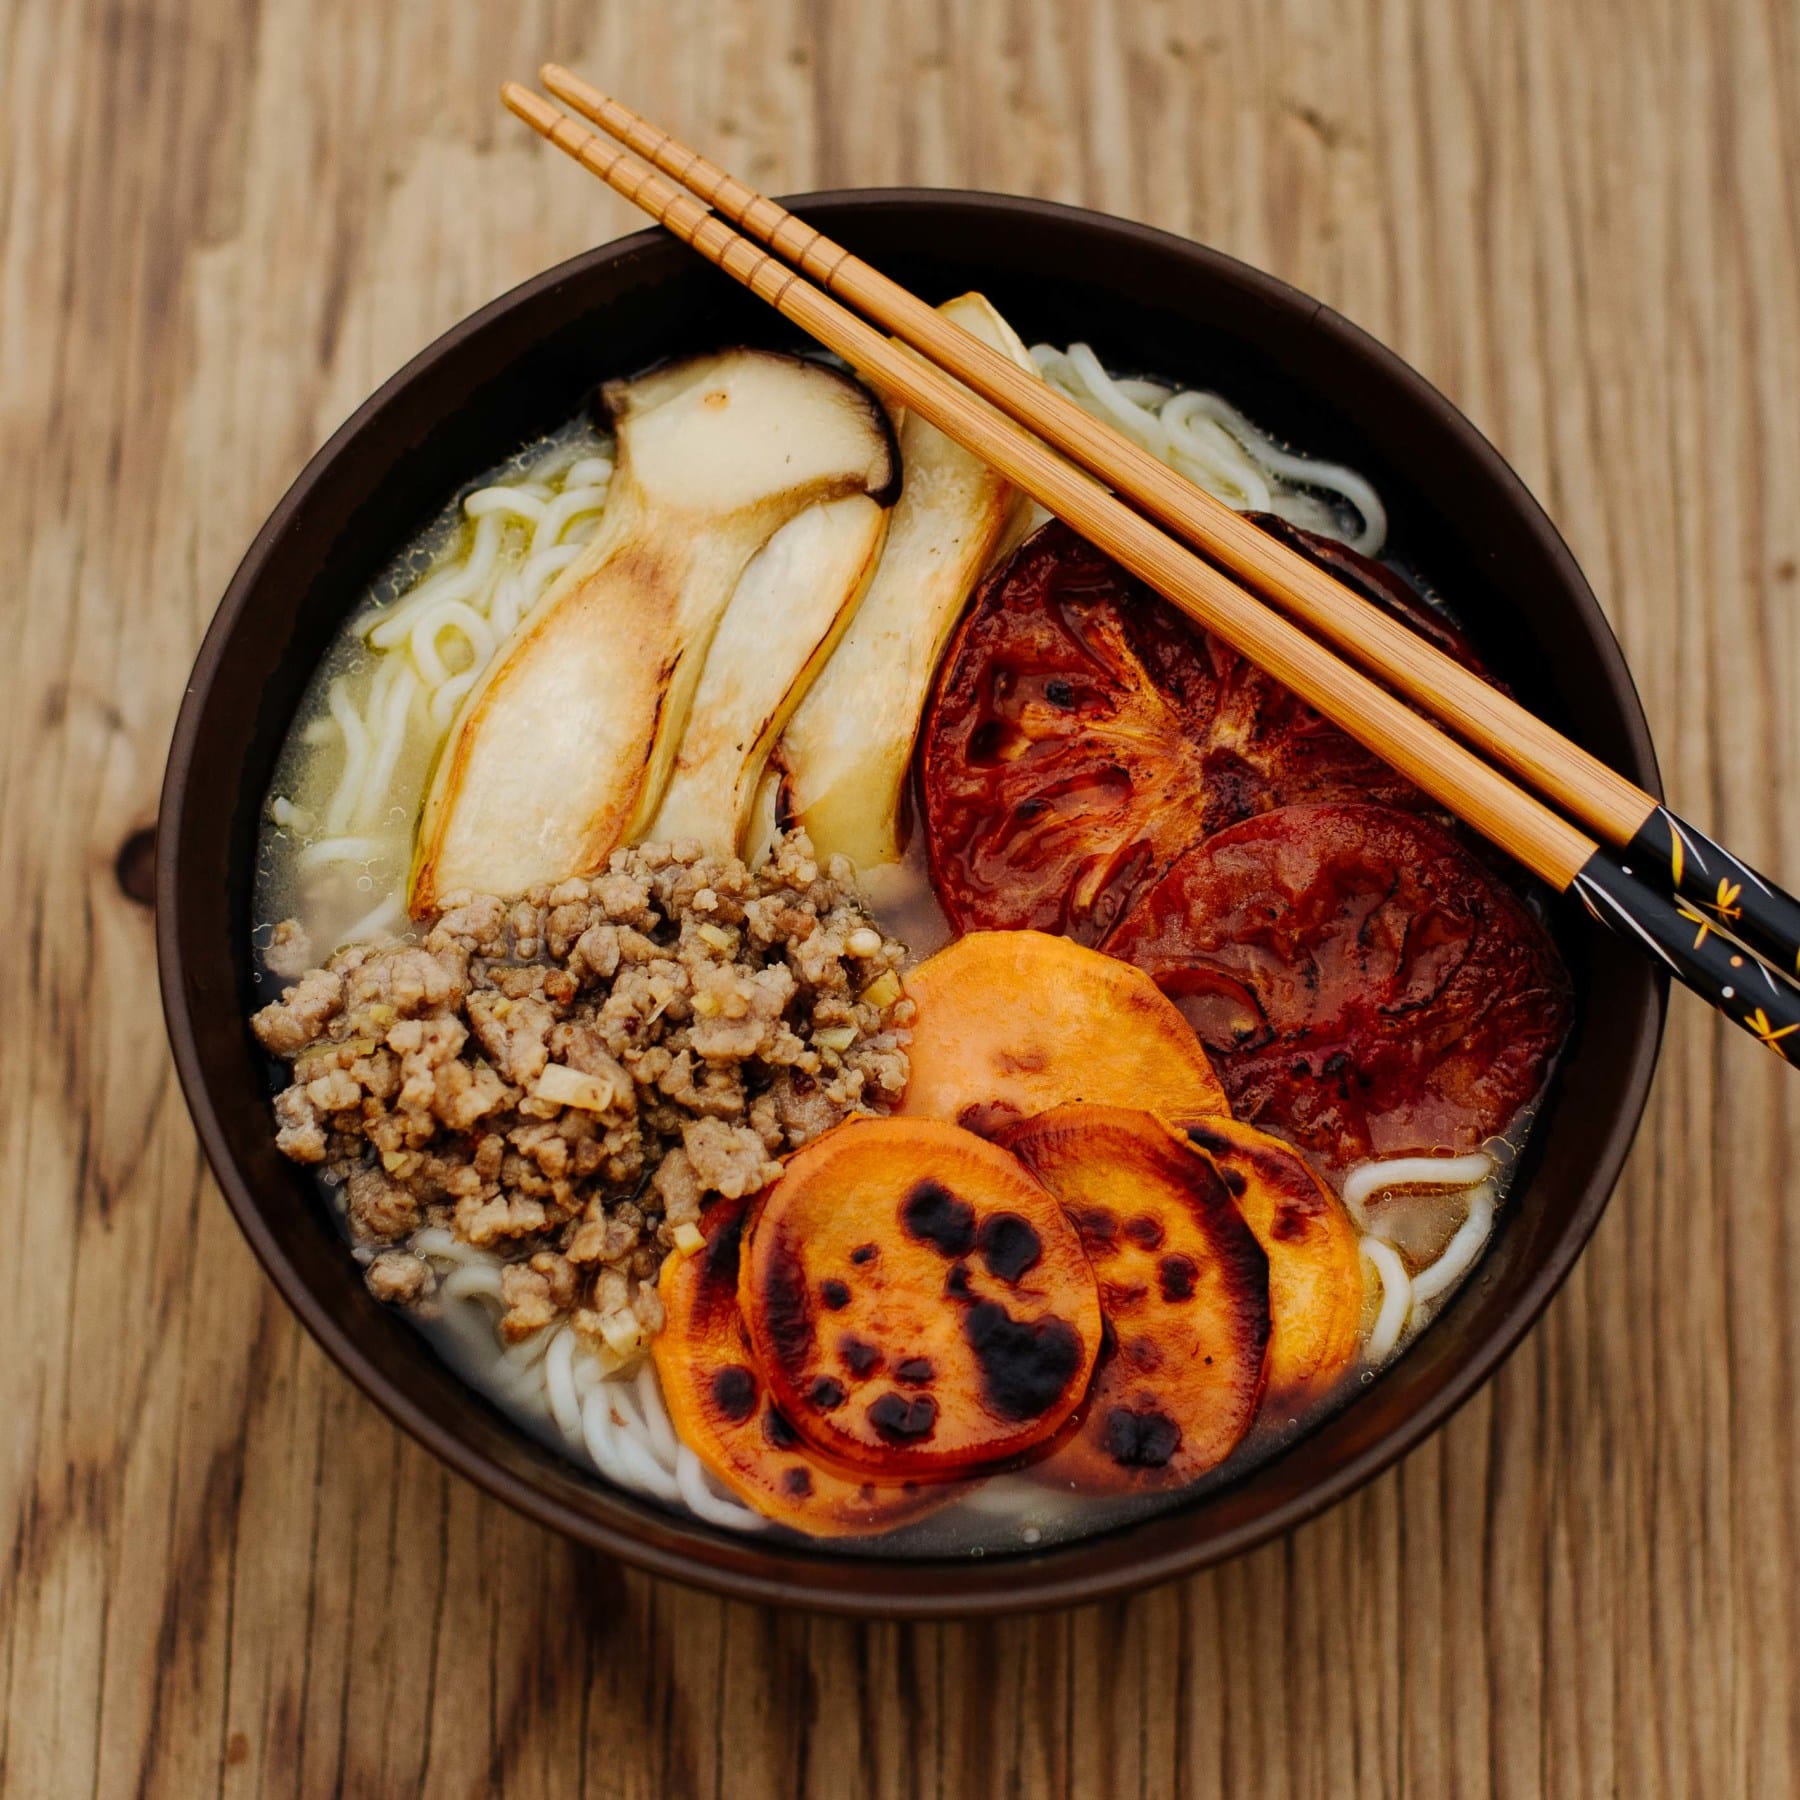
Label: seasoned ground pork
xmin=252 ymin=832 xmax=912 ymax=1367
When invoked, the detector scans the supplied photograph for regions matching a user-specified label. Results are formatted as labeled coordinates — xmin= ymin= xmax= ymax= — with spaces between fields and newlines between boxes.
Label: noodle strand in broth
xmin=1030 ymin=343 xmax=1388 ymax=553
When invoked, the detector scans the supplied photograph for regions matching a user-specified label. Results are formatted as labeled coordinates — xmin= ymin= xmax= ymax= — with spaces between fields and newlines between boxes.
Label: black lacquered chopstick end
xmin=1625 ymin=804 xmax=1800 ymax=983
xmin=1573 ymin=847 xmax=1800 ymax=1064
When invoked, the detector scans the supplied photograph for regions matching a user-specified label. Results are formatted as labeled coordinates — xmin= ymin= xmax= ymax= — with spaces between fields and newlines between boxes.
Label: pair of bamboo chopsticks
xmin=503 ymin=68 xmax=1800 ymax=1065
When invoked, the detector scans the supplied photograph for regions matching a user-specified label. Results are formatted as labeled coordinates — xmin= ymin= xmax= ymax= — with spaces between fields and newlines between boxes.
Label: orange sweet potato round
xmin=1001 ymin=1105 xmax=1271 ymax=1493
xmin=897 ymin=929 xmax=1228 ymax=1135
xmin=654 ymin=1193 xmax=951 ymax=1537
xmin=1180 ymin=1116 xmax=1364 ymax=1406
xmin=739 ymin=1117 xmax=1103 ymax=1477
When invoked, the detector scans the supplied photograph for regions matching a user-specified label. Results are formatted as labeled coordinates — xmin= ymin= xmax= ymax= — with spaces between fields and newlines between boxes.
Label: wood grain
xmin=2 ymin=0 xmax=1795 ymax=1794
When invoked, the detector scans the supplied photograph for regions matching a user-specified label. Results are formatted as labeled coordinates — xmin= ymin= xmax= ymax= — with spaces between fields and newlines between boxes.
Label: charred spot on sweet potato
xmin=902 ymin=1179 xmax=977 ymax=1256
xmin=1124 ymin=1215 xmax=1165 ymax=1250
xmin=705 ymin=1207 xmax=748 ymax=1282
xmin=976 ymin=1213 xmax=1043 ymax=1283
xmin=899 ymin=930 xmax=1228 ymax=1130
xmin=1101 ymin=1406 xmax=1182 ymax=1470
xmin=1072 ymin=1207 xmax=1119 ymax=1252
xmin=758 ymin=1239 xmax=815 ymax=1368
xmin=867 ymin=1392 xmax=939 ymax=1442
xmin=711 ymin=1365 xmax=758 ymax=1423
xmin=1158 ymin=1254 xmax=1198 ymax=1302
xmin=963 ymin=1300 xmax=1086 ymax=1422
xmin=740 ymin=1117 xmax=1102 ymax=1477
xmin=1001 ymin=1105 xmax=1271 ymax=1494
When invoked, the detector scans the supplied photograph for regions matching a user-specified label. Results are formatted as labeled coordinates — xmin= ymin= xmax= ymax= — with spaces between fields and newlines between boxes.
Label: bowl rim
xmin=158 ymin=187 xmax=1665 ymax=1616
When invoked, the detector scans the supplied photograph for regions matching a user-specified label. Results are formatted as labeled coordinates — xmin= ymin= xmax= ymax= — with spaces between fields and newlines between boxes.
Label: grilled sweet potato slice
xmin=1002 ymin=1105 xmax=1271 ymax=1493
xmin=897 ymin=930 xmax=1227 ymax=1134
xmin=1106 ymin=803 xmax=1571 ymax=1171
xmin=1181 ymin=1115 xmax=1363 ymax=1405
xmin=739 ymin=1117 xmax=1103 ymax=1476
xmin=654 ymin=1194 xmax=949 ymax=1537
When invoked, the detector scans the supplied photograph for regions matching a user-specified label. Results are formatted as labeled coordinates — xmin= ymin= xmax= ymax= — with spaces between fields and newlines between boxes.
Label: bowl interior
xmin=158 ymin=193 xmax=1664 ymax=1615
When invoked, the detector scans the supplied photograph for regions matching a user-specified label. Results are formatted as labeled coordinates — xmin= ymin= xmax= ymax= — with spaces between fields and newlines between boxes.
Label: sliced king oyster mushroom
xmin=774 ymin=293 xmax=1041 ymax=871
xmin=410 ymin=349 xmax=898 ymax=912
xmin=646 ymin=492 xmax=889 ymax=856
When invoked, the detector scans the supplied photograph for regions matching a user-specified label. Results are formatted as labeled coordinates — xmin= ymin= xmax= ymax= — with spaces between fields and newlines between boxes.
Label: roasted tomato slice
xmin=1001 ymin=1105 xmax=1271 ymax=1493
xmin=653 ymin=1195 xmax=952 ymax=1537
xmin=1106 ymin=803 xmax=1571 ymax=1171
xmin=739 ymin=1117 xmax=1103 ymax=1477
xmin=921 ymin=519 xmax=1493 ymax=942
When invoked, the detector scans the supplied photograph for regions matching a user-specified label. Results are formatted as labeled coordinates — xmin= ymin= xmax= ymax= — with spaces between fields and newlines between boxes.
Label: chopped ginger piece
xmin=859 ymin=969 xmax=902 ymax=1009
xmin=533 ymin=1062 xmax=626 ymax=1113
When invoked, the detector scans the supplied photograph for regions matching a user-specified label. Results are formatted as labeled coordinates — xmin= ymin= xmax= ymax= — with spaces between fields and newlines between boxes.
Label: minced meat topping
xmin=251 ymin=832 xmax=912 ymax=1365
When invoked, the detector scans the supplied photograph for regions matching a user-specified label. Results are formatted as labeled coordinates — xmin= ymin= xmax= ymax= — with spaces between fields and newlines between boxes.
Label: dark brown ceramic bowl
xmin=158 ymin=192 xmax=1664 ymax=1616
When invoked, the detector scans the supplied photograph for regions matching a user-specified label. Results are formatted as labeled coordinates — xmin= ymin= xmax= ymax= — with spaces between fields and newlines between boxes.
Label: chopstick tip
xmin=500 ymin=82 xmax=552 ymax=129
xmin=539 ymin=64 xmax=575 ymax=104
xmin=541 ymin=62 xmax=605 ymax=109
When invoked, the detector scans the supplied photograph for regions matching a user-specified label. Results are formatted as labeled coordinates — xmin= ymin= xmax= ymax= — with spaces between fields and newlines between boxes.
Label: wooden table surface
xmin=6 ymin=0 xmax=1798 ymax=1793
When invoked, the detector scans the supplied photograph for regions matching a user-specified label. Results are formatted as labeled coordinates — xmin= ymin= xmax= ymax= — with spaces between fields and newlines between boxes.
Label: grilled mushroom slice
xmin=647 ymin=493 xmax=888 ymax=856
xmin=411 ymin=349 xmax=897 ymax=910
xmin=776 ymin=293 xmax=1040 ymax=870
